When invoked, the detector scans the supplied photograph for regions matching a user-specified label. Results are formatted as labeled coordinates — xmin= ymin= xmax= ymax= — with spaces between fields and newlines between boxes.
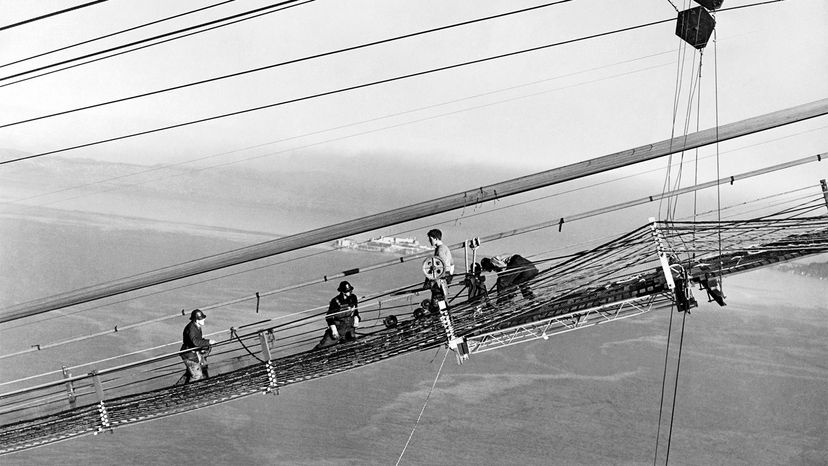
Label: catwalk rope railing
xmin=2 ymin=214 xmax=827 ymax=455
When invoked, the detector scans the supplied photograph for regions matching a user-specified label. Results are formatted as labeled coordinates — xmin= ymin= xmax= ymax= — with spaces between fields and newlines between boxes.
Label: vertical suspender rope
xmin=654 ymin=21 xmax=701 ymax=461
xmin=665 ymin=306 xmax=690 ymax=464
xmin=653 ymin=302 xmax=677 ymax=466
xmin=659 ymin=34 xmax=689 ymax=219
xmin=652 ymin=217 xmax=676 ymax=466
xmin=692 ymin=48 xmax=703 ymax=259
xmin=713 ymin=29 xmax=724 ymax=297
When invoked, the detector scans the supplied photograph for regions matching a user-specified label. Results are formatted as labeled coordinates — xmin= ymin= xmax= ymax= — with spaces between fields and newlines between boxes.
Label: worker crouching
xmin=480 ymin=254 xmax=539 ymax=305
xmin=314 ymin=281 xmax=360 ymax=350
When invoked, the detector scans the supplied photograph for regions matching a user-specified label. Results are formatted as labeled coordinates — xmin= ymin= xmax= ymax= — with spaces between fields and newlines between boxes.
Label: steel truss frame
xmin=466 ymin=293 xmax=670 ymax=355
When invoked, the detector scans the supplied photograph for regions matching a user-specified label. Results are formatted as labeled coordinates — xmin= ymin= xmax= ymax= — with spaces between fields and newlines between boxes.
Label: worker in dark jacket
xmin=480 ymin=254 xmax=539 ymax=304
xmin=314 ymin=281 xmax=360 ymax=349
xmin=180 ymin=309 xmax=216 ymax=383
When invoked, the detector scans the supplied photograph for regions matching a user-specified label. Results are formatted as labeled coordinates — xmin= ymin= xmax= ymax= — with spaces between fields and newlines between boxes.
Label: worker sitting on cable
xmin=314 ymin=281 xmax=360 ymax=350
xmin=700 ymin=273 xmax=726 ymax=307
xmin=180 ymin=309 xmax=216 ymax=383
xmin=480 ymin=254 xmax=539 ymax=305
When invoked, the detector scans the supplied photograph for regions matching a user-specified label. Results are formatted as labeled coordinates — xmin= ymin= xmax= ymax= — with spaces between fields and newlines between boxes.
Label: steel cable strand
xmin=0 ymin=393 xmax=76 ymax=419
xmin=527 ymin=245 xmax=654 ymax=301
xmin=690 ymin=187 xmax=825 ymax=221
xmin=660 ymin=219 xmax=774 ymax=258
xmin=745 ymin=214 xmax=828 ymax=250
xmin=0 ymin=405 xmax=99 ymax=451
xmin=697 ymin=217 xmax=822 ymax=257
xmin=103 ymin=362 xmax=269 ymax=421
xmin=0 ymin=0 xmax=308 ymax=84
xmin=0 ymin=384 xmax=69 ymax=413
xmin=720 ymin=198 xmax=828 ymax=223
xmin=541 ymin=248 xmax=632 ymax=283
xmin=0 ymin=405 xmax=96 ymax=437
xmin=1 ymin=0 xmax=312 ymax=90
xmin=542 ymin=239 xmax=657 ymax=288
xmin=533 ymin=226 xmax=653 ymax=281
xmin=754 ymin=198 xmax=828 ymax=221
xmin=0 ymin=1 xmax=108 ymax=32
xmin=1 ymin=1 xmax=236 ymax=69
xmin=548 ymin=247 xmax=664 ymax=300
xmin=557 ymin=237 xmax=657 ymax=281
xmin=665 ymin=48 xmax=703 ymax=222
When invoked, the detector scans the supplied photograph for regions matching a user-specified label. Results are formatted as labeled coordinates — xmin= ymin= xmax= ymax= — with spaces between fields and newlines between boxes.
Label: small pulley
xmin=422 ymin=256 xmax=446 ymax=280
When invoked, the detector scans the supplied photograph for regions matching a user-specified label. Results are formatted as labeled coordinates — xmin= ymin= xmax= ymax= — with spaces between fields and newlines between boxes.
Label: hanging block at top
xmin=676 ymin=6 xmax=716 ymax=49
xmin=693 ymin=0 xmax=723 ymax=10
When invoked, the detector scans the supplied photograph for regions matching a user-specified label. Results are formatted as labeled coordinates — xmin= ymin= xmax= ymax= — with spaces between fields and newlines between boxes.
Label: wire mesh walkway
xmin=2 ymin=216 xmax=827 ymax=455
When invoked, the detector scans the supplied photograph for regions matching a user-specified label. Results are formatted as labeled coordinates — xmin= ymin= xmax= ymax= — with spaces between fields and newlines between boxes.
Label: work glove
xmin=330 ymin=324 xmax=340 ymax=339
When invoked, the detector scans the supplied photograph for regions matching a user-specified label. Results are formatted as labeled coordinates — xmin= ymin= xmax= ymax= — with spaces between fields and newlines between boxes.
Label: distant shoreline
xmin=0 ymin=206 xmax=285 ymax=245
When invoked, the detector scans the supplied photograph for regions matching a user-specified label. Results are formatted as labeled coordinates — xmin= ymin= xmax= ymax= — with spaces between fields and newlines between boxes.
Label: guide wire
xmin=665 ymin=306 xmax=689 ymax=464
xmin=0 ymin=1 xmax=108 ymax=32
xmin=0 ymin=1 xmax=236 ymax=69
xmin=396 ymin=348 xmax=448 ymax=466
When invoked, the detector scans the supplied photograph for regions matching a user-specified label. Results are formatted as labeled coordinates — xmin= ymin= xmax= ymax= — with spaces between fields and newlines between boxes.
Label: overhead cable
xmin=1 ymin=0 xmax=574 ymax=127
xmin=0 ymin=0 xmax=316 ymax=89
xmin=1 ymin=1 xmax=236 ymax=69
xmin=0 ymin=1 xmax=108 ymax=32
xmin=0 ymin=0 xmax=306 ymax=83
xmin=0 ymin=15 xmax=681 ymax=165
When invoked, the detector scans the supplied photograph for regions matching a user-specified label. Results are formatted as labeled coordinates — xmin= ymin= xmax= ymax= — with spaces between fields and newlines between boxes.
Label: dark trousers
xmin=497 ymin=255 xmax=539 ymax=303
xmin=314 ymin=318 xmax=357 ymax=350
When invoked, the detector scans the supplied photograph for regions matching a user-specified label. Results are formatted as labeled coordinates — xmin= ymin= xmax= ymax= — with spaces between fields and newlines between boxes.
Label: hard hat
xmin=190 ymin=309 xmax=207 ymax=321
xmin=338 ymin=281 xmax=354 ymax=293
xmin=480 ymin=257 xmax=494 ymax=272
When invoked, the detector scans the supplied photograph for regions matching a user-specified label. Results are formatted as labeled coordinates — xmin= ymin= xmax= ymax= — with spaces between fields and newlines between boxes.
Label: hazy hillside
xmin=1 ymin=150 xmax=538 ymax=234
